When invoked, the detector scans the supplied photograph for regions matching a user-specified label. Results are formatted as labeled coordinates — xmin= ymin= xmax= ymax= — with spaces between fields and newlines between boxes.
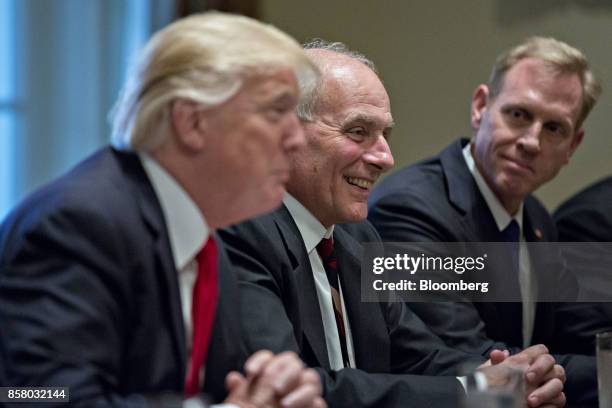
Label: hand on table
xmin=224 ymin=350 xmax=326 ymax=408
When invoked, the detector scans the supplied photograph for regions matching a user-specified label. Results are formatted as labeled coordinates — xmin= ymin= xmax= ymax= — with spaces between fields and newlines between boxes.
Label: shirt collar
xmin=462 ymin=143 xmax=523 ymax=232
xmin=284 ymin=193 xmax=334 ymax=253
xmin=140 ymin=153 xmax=209 ymax=270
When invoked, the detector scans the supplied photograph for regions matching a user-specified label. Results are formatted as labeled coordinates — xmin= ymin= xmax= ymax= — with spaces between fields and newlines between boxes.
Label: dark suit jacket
xmin=219 ymin=204 xmax=486 ymax=408
xmin=555 ymin=175 xmax=612 ymax=242
xmin=368 ymin=139 xmax=598 ymax=406
xmin=0 ymin=148 xmax=243 ymax=407
xmin=554 ymin=176 xmax=612 ymax=345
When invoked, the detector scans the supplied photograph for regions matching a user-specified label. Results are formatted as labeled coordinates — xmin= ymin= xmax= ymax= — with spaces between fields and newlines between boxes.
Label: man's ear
xmin=470 ymin=85 xmax=489 ymax=131
xmin=170 ymin=99 xmax=206 ymax=151
xmin=565 ymin=129 xmax=585 ymax=164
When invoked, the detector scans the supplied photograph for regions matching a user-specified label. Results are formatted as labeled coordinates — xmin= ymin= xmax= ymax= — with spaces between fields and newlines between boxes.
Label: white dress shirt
xmin=463 ymin=144 xmax=536 ymax=348
xmin=283 ymin=194 xmax=480 ymax=392
xmin=284 ymin=193 xmax=357 ymax=370
xmin=141 ymin=154 xmax=237 ymax=408
xmin=140 ymin=153 xmax=209 ymax=346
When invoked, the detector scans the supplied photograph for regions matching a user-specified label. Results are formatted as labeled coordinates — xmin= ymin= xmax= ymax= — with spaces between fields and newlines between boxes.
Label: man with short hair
xmin=220 ymin=40 xmax=566 ymax=408
xmin=369 ymin=36 xmax=602 ymax=405
xmin=0 ymin=12 xmax=325 ymax=408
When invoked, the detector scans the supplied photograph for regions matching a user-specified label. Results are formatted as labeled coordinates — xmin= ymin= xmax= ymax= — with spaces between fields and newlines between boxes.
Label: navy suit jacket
xmin=368 ymin=139 xmax=598 ymax=406
xmin=555 ymin=175 xmax=612 ymax=242
xmin=0 ymin=148 xmax=243 ymax=406
xmin=554 ymin=176 xmax=612 ymax=350
xmin=219 ymin=204 xmax=486 ymax=408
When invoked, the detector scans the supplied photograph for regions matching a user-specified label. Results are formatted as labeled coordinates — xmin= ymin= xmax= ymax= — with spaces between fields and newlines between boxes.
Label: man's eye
xmin=545 ymin=123 xmax=566 ymax=136
xmin=504 ymin=108 xmax=531 ymax=125
xmin=347 ymin=127 xmax=367 ymax=141
xmin=267 ymin=106 xmax=289 ymax=121
xmin=510 ymin=109 xmax=525 ymax=120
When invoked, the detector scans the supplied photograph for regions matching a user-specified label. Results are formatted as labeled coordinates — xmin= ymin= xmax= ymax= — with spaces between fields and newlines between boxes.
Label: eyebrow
xmin=273 ymin=92 xmax=298 ymax=105
xmin=503 ymin=103 xmax=574 ymax=129
xmin=343 ymin=113 xmax=395 ymax=130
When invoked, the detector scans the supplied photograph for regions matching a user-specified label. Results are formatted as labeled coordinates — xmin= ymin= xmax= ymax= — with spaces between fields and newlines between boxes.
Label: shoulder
xmin=337 ymin=219 xmax=381 ymax=245
xmin=370 ymin=155 xmax=445 ymax=206
xmin=221 ymin=209 xmax=284 ymax=247
xmin=555 ymin=175 xmax=612 ymax=218
xmin=0 ymin=148 xmax=151 ymax=264
xmin=218 ymin=208 xmax=292 ymax=270
xmin=554 ymin=176 xmax=612 ymax=241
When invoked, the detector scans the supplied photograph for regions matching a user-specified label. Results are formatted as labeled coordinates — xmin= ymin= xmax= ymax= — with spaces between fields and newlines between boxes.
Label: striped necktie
xmin=316 ymin=237 xmax=350 ymax=368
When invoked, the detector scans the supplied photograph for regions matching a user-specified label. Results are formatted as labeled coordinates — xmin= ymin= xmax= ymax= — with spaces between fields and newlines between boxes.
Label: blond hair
xmin=110 ymin=11 xmax=318 ymax=150
xmin=488 ymin=36 xmax=601 ymax=129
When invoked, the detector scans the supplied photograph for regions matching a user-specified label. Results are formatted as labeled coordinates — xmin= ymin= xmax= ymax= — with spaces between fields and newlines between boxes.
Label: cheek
xmin=539 ymin=155 xmax=565 ymax=179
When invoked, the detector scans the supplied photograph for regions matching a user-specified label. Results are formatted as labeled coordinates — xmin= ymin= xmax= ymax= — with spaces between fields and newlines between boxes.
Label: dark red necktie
xmin=316 ymin=237 xmax=350 ymax=367
xmin=184 ymin=237 xmax=219 ymax=396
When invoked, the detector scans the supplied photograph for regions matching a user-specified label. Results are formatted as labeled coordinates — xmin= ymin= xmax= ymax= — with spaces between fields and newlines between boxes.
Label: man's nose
xmin=283 ymin=113 xmax=306 ymax=152
xmin=517 ymin=123 xmax=542 ymax=155
xmin=363 ymin=135 xmax=394 ymax=172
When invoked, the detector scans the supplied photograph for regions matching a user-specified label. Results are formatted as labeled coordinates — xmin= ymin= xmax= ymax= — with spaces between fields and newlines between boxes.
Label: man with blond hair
xmin=369 ymin=36 xmax=603 ymax=405
xmin=0 ymin=12 xmax=324 ymax=408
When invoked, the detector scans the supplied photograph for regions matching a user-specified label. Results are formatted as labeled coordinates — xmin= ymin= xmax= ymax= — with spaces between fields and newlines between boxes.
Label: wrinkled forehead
xmin=318 ymin=61 xmax=392 ymax=122
xmin=496 ymin=58 xmax=584 ymax=122
xmin=500 ymin=59 xmax=583 ymax=103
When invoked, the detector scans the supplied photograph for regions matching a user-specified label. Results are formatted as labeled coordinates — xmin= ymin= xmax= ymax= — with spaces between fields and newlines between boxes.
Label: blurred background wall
xmin=260 ymin=0 xmax=612 ymax=211
xmin=1 ymin=0 xmax=610 ymax=219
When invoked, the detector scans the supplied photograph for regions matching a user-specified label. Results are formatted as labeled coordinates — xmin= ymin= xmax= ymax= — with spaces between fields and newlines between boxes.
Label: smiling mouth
xmin=345 ymin=176 xmax=374 ymax=190
xmin=504 ymin=157 xmax=533 ymax=173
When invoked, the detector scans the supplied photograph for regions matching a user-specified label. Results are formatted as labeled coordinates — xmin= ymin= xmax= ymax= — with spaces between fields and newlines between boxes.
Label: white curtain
xmin=0 ymin=0 xmax=176 ymax=218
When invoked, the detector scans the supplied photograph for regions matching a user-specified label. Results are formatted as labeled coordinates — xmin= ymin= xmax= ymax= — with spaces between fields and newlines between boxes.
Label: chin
xmin=340 ymin=206 xmax=368 ymax=224
xmin=259 ymin=191 xmax=286 ymax=214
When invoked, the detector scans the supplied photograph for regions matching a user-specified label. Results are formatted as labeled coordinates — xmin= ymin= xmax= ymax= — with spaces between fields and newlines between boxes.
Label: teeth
xmin=345 ymin=177 xmax=373 ymax=190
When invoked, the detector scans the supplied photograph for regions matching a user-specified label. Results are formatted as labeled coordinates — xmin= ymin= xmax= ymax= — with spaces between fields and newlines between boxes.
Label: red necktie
xmin=316 ymin=237 xmax=350 ymax=367
xmin=184 ymin=236 xmax=219 ymax=396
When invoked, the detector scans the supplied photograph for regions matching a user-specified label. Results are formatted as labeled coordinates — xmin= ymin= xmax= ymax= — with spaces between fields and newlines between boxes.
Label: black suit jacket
xmin=368 ymin=139 xmax=598 ymax=406
xmin=219 ymin=204 xmax=486 ymax=408
xmin=555 ymin=175 xmax=612 ymax=242
xmin=0 ymin=148 xmax=243 ymax=406
xmin=554 ymin=176 xmax=612 ymax=347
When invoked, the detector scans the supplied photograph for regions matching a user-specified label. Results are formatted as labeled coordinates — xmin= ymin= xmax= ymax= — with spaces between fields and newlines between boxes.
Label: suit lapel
xmin=125 ymin=151 xmax=187 ymax=382
xmin=440 ymin=141 xmax=523 ymax=346
xmin=522 ymin=201 xmax=556 ymax=344
xmin=334 ymin=227 xmax=390 ymax=372
xmin=273 ymin=207 xmax=331 ymax=369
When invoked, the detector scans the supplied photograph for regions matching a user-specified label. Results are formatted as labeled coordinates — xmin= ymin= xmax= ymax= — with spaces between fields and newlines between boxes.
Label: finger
xmin=535 ymin=364 xmax=566 ymax=385
xmin=302 ymin=368 xmax=322 ymax=392
xmin=244 ymin=349 xmax=274 ymax=377
xmin=532 ymin=391 xmax=566 ymax=408
xmin=525 ymin=354 xmax=556 ymax=384
xmin=225 ymin=371 xmax=246 ymax=393
xmin=261 ymin=351 xmax=304 ymax=394
xmin=224 ymin=371 xmax=250 ymax=405
xmin=489 ymin=349 xmax=509 ymax=365
xmin=527 ymin=378 xmax=564 ymax=407
xmin=514 ymin=344 xmax=549 ymax=364
xmin=312 ymin=397 xmax=327 ymax=408
xmin=280 ymin=383 xmax=319 ymax=408
xmin=547 ymin=392 xmax=566 ymax=407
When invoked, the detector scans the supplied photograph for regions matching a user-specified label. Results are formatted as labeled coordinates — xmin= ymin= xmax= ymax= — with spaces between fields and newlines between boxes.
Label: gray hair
xmin=297 ymin=39 xmax=378 ymax=121
xmin=488 ymin=36 xmax=602 ymax=129
xmin=110 ymin=12 xmax=319 ymax=151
